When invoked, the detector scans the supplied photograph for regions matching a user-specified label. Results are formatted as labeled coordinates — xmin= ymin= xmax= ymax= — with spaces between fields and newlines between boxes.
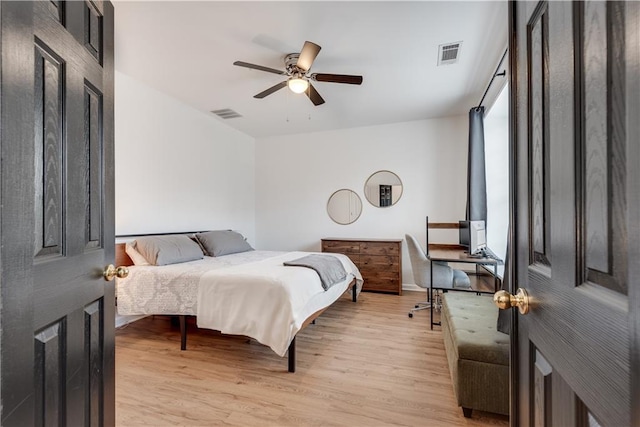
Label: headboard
xmin=115 ymin=243 xmax=133 ymax=267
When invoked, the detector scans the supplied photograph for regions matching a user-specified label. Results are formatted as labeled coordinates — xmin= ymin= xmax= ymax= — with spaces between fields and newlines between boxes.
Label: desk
xmin=428 ymin=248 xmax=501 ymax=330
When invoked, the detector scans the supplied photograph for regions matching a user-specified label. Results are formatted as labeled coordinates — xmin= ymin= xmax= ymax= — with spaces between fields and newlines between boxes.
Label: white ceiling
xmin=114 ymin=1 xmax=508 ymax=139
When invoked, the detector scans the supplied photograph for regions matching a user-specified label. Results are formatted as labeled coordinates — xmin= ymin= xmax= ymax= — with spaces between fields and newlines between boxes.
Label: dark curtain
xmin=466 ymin=107 xmax=487 ymax=222
xmin=467 ymin=106 xmax=511 ymax=333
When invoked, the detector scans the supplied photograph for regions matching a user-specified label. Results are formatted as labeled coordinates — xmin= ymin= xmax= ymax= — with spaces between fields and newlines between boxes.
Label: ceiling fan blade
xmin=311 ymin=73 xmax=363 ymax=85
xmin=233 ymin=61 xmax=286 ymax=75
xmin=306 ymin=83 xmax=325 ymax=106
xmin=254 ymin=81 xmax=288 ymax=99
xmin=296 ymin=41 xmax=321 ymax=72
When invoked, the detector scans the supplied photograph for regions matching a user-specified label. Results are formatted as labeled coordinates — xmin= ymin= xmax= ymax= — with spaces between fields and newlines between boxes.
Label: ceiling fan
xmin=233 ymin=41 xmax=363 ymax=106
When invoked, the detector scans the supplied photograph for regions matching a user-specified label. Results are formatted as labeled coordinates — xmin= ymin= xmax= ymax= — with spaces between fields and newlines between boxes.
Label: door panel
xmin=84 ymin=1 xmax=103 ymax=64
xmin=512 ymin=1 xmax=636 ymax=426
xmin=527 ymin=1 xmax=550 ymax=268
xmin=85 ymin=299 xmax=105 ymax=426
xmin=34 ymin=40 xmax=65 ymax=260
xmin=85 ymin=81 xmax=104 ymax=251
xmin=532 ymin=348 xmax=552 ymax=427
xmin=579 ymin=1 xmax=628 ymax=295
xmin=34 ymin=320 xmax=65 ymax=426
xmin=1 ymin=1 xmax=115 ymax=425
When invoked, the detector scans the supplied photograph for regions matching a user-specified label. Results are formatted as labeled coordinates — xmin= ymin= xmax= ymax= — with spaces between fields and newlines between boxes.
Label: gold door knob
xmin=493 ymin=288 xmax=530 ymax=315
xmin=103 ymin=264 xmax=129 ymax=281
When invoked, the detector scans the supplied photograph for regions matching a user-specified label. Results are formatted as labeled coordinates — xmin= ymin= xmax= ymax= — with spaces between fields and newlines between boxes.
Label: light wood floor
xmin=115 ymin=290 xmax=509 ymax=426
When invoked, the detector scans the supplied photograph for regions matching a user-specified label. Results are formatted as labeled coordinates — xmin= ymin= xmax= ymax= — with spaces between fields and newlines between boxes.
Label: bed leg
xmin=288 ymin=337 xmax=296 ymax=373
xmin=352 ymin=283 xmax=357 ymax=302
xmin=179 ymin=315 xmax=187 ymax=351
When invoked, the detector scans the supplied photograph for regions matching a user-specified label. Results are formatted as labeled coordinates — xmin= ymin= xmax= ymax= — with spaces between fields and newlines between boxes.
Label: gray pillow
xmin=195 ymin=230 xmax=254 ymax=257
xmin=134 ymin=235 xmax=204 ymax=266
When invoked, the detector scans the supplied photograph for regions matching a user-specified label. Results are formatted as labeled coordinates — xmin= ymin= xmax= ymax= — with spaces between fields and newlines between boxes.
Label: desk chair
xmin=405 ymin=234 xmax=471 ymax=318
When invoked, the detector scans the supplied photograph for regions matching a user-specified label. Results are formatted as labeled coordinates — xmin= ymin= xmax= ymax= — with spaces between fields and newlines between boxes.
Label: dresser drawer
xmin=360 ymin=255 xmax=399 ymax=272
xmin=359 ymin=268 xmax=400 ymax=281
xmin=360 ymin=241 xmax=400 ymax=256
xmin=322 ymin=240 xmax=360 ymax=254
xmin=344 ymin=254 xmax=360 ymax=266
xmin=363 ymin=277 xmax=401 ymax=293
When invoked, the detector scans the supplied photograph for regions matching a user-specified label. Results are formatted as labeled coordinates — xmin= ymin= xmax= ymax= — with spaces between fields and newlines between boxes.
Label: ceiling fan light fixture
xmin=288 ymin=78 xmax=309 ymax=94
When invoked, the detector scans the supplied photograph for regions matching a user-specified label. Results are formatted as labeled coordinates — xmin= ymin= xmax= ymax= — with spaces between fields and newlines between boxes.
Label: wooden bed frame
xmin=115 ymin=242 xmax=357 ymax=372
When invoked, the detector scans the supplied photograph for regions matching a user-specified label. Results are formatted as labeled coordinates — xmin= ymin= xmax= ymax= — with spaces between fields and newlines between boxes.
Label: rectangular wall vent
xmin=437 ymin=42 xmax=462 ymax=66
xmin=211 ymin=108 xmax=242 ymax=119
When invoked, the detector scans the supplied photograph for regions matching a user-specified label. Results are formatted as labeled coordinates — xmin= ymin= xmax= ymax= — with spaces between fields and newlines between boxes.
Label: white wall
xmin=254 ymin=117 xmax=469 ymax=285
xmin=115 ymin=72 xmax=256 ymax=242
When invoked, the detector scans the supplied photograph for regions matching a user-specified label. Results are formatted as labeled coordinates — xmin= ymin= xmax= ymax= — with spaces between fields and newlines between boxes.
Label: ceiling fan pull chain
xmin=286 ymin=87 xmax=290 ymax=122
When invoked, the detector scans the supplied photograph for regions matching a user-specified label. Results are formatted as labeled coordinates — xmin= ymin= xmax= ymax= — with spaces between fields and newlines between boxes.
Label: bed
xmin=115 ymin=232 xmax=363 ymax=372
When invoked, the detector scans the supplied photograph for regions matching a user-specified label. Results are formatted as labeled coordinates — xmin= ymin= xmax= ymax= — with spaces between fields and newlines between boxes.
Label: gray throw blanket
xmin=283 ymin=254 xmax=347 ymax=291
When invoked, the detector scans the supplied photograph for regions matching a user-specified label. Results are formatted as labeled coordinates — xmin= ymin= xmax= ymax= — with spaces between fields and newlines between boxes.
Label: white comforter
xmin=117 ymin=250 xmax=363 ymax=357
xmin=196 ymin=251 xmax=362 ymax=357
xmin=117 ymin=251 xmax=290 ymax=316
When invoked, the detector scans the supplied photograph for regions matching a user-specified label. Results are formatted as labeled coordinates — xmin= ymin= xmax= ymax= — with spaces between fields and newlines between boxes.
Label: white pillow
xmin=125 ymin=241 xmax=151 ymax=266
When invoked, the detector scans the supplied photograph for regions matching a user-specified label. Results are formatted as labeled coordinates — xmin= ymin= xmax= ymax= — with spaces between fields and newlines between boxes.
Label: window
xmin=484 ymin=85 xmax=509 ymax=276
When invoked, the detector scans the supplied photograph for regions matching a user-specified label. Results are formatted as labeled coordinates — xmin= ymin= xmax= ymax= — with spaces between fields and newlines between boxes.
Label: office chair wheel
xmin=415 ymin=304 xmax=420 ymax=308
xmin=408 ymin=312 xmax=413 ymax=318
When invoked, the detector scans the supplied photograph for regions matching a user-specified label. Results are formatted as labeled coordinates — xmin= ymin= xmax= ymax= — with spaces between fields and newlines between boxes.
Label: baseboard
xmin=402 ymin=283 xmax=427 ymax=292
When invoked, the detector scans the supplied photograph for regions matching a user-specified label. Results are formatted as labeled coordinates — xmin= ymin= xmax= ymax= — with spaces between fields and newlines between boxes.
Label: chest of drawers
xmin=321 ymin=238 xmax=402 ymax=295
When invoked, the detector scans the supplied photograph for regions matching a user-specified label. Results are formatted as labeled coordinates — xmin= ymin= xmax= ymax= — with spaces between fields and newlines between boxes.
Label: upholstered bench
xmin=441 ymin=292 xmax=509 ymax=418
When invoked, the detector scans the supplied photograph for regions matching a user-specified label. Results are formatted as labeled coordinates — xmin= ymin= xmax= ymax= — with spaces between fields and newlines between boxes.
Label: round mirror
xmin=364 ymin=170 xmax=403 ymax=207
xmin=327 ymin=189 xmax=363 ymax=225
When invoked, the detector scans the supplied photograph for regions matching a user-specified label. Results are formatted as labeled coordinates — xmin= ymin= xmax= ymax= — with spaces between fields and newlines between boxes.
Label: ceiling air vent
xmin=211 ymin=108 xmax=242 ymax=119
xmin=437 ymin=42 xmax=462 ymax=66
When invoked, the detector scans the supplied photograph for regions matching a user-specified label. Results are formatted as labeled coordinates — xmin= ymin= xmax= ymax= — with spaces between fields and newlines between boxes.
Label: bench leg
xmin=462 ymin=407 xmax=472 ymax=418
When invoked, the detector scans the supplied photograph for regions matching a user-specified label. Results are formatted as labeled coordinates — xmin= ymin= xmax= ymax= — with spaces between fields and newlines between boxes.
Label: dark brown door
xmin=510 ymin=1 xmax=638 ymax=426
xmin=1 ymin=1 xmax=115 ymax=425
